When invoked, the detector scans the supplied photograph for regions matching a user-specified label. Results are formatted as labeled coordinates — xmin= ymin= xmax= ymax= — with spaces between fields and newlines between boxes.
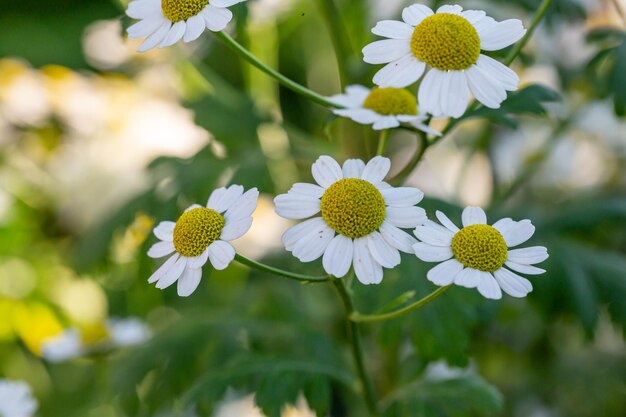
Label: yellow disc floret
xmin=363 ymin=87 xmax=418 ymax=116
xmin=162 ymin=0 xmax=209 ymax=22
xmin=320 ymin=178 xmax=386 ymax=239
xmin=411 ymin=13 xmax=481 ymax=71
xmin=173 ymin=207 xmax=224 ymax=257
xmin=451 ymin=224 xmax=508 ymax=272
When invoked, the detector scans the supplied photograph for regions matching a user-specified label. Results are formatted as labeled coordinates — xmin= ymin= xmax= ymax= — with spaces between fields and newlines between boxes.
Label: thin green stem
xmin=376 ymin=129 xmax=390 ymax=156
xmin=234 ymin=254 xmax=329 ymax=283
xmin=216 ymin=31 xmax=341 ymax=108
xmin=317 ymin=0 xmax=353 ymax=86
xmin=389 ymin=133 xmax=429 ymax=185
xmin=332 ymin=278 xmax=379 ymax=416
xmin=350 ymin=285 xmax=451 ymax=323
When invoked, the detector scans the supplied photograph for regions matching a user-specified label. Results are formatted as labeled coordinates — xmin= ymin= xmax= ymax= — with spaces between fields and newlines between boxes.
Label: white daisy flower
xmin=413 ymin=207 xmax=548 ymax=299
xmin=329 ymin=84 xmax=441 ymax=135
xmin=362 ymin=3 xmax=526 ymax=118
xmin=0 ymin=379 xmax=38 ymax=417
xmin=148 ymin=185 xmax=259 ymax=296
xmin=126 ymin=0 xmax=246 ymax=52
xmin=274 ymin=156 xmax=426 ymax=285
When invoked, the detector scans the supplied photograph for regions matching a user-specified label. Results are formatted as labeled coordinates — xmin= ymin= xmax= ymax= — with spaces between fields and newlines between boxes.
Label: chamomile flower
xmin=126 ymin=0 xmax=246 ymax=52
xmin=275 ymin=156 xmax=426 ymax=285
xmin=362 ymin=3 xmax=526 ymax=118
xmin=413 ymin=207 xmax=548 ymax=299
xmin=148 ymin=185 xmax=259 ymax=296
xmin=329 ymin=85 xmax=441 ymax=135
xmin=0 ymin=379 xmax=38 ymax=417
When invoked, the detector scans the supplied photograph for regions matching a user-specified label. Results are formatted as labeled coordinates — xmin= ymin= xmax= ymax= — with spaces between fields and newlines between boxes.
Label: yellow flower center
xmin=451 ymin=224 xmax=508 ymax=272
xmin=161 ymin=0 xmax=209 ymax=22
xmin=411 ymin=13 xmax=481 ymax=71
xmin=363 ymin=87 xmax=418 ymax=116
xmin=320 ymin=178 xmax=386 ymax=239
xmin=173 ymin=207 xmax=224 ymax=257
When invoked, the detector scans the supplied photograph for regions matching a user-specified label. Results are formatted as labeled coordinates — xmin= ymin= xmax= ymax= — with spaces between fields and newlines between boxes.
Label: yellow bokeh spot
xmin=363 ymin=87 xmax=417 ymax=116
xmin=80 ymin=322 xmax=110 ymax=346
xmin=173 ymin=207 xmax=224 ymax=257
xmin=162 ymin=0 xmax=209 ymax=22
xmin=321 ymin=179 xmax=386 ymax=239
xmin=411 ymin=13 xmax=481 ymax=71
xmin=451 ymin=224 xmax=508 ymax=272
xmin=12 ymin=303 xmax=64 ymax=356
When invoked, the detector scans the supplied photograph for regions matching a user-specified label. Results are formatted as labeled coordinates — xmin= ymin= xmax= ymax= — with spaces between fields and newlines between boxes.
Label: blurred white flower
xmin=0 ymin=379 xmax=38 ymax=417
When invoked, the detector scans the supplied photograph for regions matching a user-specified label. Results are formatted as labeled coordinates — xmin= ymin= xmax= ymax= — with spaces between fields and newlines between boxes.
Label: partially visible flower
xmin=108 ymin=317 xmax=152 ymax=347
xmin=275 ymin=156 xmax=426 ymax=285
xmin=41 ymin=329 xmax=83 ymax=363
xmin=329 ymin=85 xmax=441 ymax=135
xmin=148 ymin=185 xmax=259 ymax=296
xmin=413 ymin=207 xmax=548 ymax=299
xmin=0 ymin=379 xmax=38 ymax=417
xmin=126 ymin=0 xmax=246 ymax=52
xmin=362 ymin=3 xmax=525 ymax=118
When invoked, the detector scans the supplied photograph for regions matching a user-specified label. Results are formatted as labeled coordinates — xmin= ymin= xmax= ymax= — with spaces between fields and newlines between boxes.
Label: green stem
xmin=389 ymin=133 xmax=429 ymax=185
xmin=350 ymin=285 xmax=451 ymax=323
xmin=216 ymin=31 xmax=341 ymax=108
xmin=234 ymin=254 xmax=329 ymax=283
xmin=317 ymin=0 xmax=353 ymax=86
xmin=332 ymin=278 xmax=379 ymax=416
xmin=376 ymin=129 xmax=390 ymax=156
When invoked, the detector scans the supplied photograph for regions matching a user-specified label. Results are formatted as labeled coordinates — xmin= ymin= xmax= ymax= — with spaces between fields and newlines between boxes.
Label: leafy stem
xmin=376 ymin=129 xmax=390 ymax=156
xmin=234 ymin=253 xmax=329 ymax=283
xmin=317 ymin=0 xmax=353 ymax=86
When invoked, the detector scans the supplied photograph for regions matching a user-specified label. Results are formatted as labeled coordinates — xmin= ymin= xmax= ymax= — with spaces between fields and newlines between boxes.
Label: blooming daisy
xmin=147 ymin=185 xmax=259 ymax=296
xmin=274 ymin=156 xmax=426 ymax=285
xmin=329 ymin=85 xmax=441 ymax=134
xmin=126 ymin=0 xmax=246 ymax=52
xmin=362 ymin=3 xmax=526 ymax=118
xmin=413 ymin=207 xmax=548 ymax=299
xmin=0 ymin=379 xmax=38 ymax=417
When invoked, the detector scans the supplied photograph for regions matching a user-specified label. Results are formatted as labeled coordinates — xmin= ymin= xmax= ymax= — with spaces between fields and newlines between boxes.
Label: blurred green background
xmin=0 ymin=0 xmax=625 ymax=416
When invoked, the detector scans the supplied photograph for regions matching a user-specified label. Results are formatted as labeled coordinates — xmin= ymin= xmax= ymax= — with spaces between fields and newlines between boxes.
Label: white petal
xmin=373 ymin=54 xmax=426 ymax=88
xmin=177 ymin=268 xmax=202 ymax=297
xmin=427 ymin=258 xmax=463 ymax=286
xmin=414 ymin=220 xmax=454 ymax=246
xmin=334 ymin=108 xmax=381 ymax=124
xmin=147 ymin=241 xmax=175 ymax=258
xmin=148 ymin=254 xmax=179 ymax=284
xmin=507 ymin=246 xmax=548 ymax=265
xmin=418 ymin=69 xmax=446 ymax=117
xmin=476 ymin=55 xmax=519 ymax=91
xmin=387 ymin=206 xmax=427 ymax=228
xmin=361 ymin=156 xmax=391 ymax=184
xmin=282 ymin=217 xmax=327 ymax=251
xmin=220 ymin=216 xmax=253 ymax=241
xmin=372 ymin=20 xmax=414 ymax=39
xmin=155 ymin=256 xmax=187 ymax=289
xmin=187 ymin=249 xmax=209 ymax=269
xmin=362 ymin=39 xmax=411 ymax=64
xmin=501 ymin=219 xmax=535 ymax=247
xmin=492 ymin=217 xmax=514 ymax=236
xmin=224 ymin=188 xmax=259 ymax=222
xmin=435 ymin=211 xmax=460 ymax=233
xmin=322 ymin=234 xmax=354 ymax=278
xmin=493 ymin=268 xmax=532 ymax=298
xmin=454 ymin=268 xmax=484 ymax=288
xmin=402 ymin=4 xmax=434 ymax=26
xmin=367 ymin=231 xmax=401 ymax=268
xmin=439 ymin=70 xmax=469 ymax=118
xmin=207 ymin=240 xmax=235 ymax=270
xmin=379 ymin=221 xmax=417 ymax=253
xmin=353 ymin=238 xmax=383 ymax=285
xmin=138 ymin=20 xmax=171 ymax=52
xmin=372 ymin=116 xmax=400 ymax=130
xmin=127 ymin=17 xmax=164 ymax=39
xmin=342 ymin=159 xmax=366 ymax=178
xmin=466 ymin=63 xmax=508 ymax=109
xmin=409 ymin=121 xmax=443 ymax=137
xmin=160 ymin=20 xmax=186 ymax=48
xmin=209 ymin=0 xmax=244 ymax=7
xmin=184 ymin=203 xmax=203 ymax=212
xmin=477 ymin=19 xmax=526 ymax=51
xmin=201 ymin=5 xmax=233 ymax=32
xmin=207 ymin=184 xmax=244 ymax=213
xmin=330 ymin=85 xmax=370 ymax=107
xmin=286 ymin=183 xmax=326 ymax=199
xmin=312 ymin=155 xmax=343 ymax=188
xmin=127 ymin=0 xmax=161 ymax=19
xmin=291 ymin=224 xmax=335 ymax=262
xmin=505 ymin=261 xmax=545 ymax=275
xmin=153 ymin=221 xmax=175 ymax=241
xmin=461 ymin=10 xmax=486 ymax=24
xmin=183 ymin=14 xmax=207 ymax=42
xmin=381 ymin=187 xmax=424 ymax=207
xmin=437 ymin=4 xmax=463 ymax=14
xmin=413 ymin=242 xmax=453 ymax=262
xmin=274 ymin=193 xmax=320 ymax=219
xmin=462 ymin=206 xmax=487 ymax=227
xmin=476 ymin=272 xmax=502 ymax=299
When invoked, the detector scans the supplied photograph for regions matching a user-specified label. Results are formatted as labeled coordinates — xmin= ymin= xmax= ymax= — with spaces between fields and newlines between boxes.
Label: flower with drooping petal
xmin=0 ymin=379 xmax=38 ymax=417
xmin=274 ymin=156 xmax=426 ymax=285
xmin=147 ymin=185 xmax=259 ymax=296
xmin=126 ymin=0 xmax=246 ymax=52
xmin=329 ymin=84 xmax=441 ymax=134
xmin=413 ymin=207 xmax=548 ymax=299
xmin=362 ymin=3 xmax=526 ymax=118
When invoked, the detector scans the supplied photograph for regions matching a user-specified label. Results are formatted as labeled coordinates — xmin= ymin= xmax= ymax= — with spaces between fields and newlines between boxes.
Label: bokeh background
xmin=0 ymin=0 xmax=625 ymax=416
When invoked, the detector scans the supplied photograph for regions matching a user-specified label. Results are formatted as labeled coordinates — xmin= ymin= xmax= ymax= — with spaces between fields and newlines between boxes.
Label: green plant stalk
xmin=389 ymin=132 xmax=429 ymax=185
xmin=317 ymin=0 xmax=353 ymax=86
xmin=376 ymin=129 xmax=390 ymax=156
xmin=350 ymin=285 xmax=451 ymax=323
xmin=332 ymin=278 xmax=379 ymax=416
xmin=216 ymin=31 xmax=341 ymax=108
xmin=234 ymin=253 xmax=329 ymax=283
